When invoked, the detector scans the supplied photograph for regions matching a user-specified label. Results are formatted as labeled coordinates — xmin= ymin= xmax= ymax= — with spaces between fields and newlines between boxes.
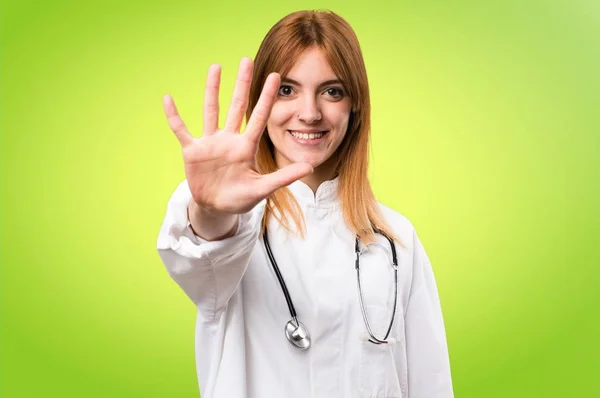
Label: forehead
xmin=285 ymin=47 xmax=339 ymax=83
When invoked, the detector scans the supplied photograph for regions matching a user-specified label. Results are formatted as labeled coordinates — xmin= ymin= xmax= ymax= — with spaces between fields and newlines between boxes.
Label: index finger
xmin=244 ymin=72 xmax=280 ymax=145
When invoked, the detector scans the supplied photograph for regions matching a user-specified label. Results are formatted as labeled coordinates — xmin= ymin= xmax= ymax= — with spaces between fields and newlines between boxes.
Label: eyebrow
xmin=281 ymin=77 xmax=344 ymax=88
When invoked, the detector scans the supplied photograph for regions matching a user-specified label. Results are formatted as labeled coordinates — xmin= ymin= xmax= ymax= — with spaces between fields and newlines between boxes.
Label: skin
xmin=162 ymin=48 xmax=351 ymax=240
xmin=163 ymin=58 xmax=313 ymax=240
xmin=267 ymin=47 xmax=352 ymax=192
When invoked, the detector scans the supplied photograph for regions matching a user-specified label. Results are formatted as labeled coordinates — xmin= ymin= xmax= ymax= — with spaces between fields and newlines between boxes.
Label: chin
xmin=288 ymin=153 xmax=327 ymax=169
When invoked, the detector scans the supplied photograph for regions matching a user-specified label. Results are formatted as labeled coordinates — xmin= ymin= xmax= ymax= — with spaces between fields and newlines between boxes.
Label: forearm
xmin=157 ymin=181 xmax=267 ymax=317
xmin=188 ymin=199 xmax=239 ymax=241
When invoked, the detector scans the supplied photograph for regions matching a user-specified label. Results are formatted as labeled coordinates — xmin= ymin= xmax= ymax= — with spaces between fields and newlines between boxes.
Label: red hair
xmin=246 ymin=10 xmax=398 ymax=243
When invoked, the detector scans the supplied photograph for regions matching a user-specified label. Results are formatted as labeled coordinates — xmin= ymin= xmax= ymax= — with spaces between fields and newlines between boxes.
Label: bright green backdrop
xmin=1 ymin=0 xmax=599 ymax=397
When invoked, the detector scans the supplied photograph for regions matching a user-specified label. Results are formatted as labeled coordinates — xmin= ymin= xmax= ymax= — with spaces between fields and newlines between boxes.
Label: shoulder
xmin=375 ymin=201 xmax=419 ymax=248
xmin=375 ymin=203 xmax=433 ymax=284
xmin=376 ymin=202 xmax=415 ymax=235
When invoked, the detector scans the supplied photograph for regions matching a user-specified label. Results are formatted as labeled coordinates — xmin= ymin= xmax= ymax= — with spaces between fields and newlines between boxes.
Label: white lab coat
xmin=157 ymin=178 xmax=453 ymax=398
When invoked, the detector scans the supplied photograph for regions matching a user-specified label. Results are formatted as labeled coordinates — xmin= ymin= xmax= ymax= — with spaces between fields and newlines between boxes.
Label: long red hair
xmin=246 ymin=10 xmax=398 ymax=244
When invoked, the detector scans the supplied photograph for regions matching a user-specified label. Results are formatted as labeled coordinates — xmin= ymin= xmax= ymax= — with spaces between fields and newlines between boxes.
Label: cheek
xmin=325 ymin=105 xmax=351 ymax=136
xmin=266 ymin=101 xmax=293 ymax=130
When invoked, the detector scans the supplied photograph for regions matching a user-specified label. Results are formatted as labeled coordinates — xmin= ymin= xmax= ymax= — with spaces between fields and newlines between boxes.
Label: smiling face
xmin=266 ymin=47 xmax=352 ymax=182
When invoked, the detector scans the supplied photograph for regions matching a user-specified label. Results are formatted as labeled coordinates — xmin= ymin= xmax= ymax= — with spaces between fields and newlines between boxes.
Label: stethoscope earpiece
xmin=359 ymin=333 xmax=397 ymax=346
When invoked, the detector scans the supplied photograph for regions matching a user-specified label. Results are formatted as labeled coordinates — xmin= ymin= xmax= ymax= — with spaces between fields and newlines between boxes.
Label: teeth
xmin=290 ymin=131 xmax=325 ymax=140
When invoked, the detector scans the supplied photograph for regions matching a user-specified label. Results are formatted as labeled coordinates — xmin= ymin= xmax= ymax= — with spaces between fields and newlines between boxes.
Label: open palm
xmin=163 ymin=58 xmax=313 ymax=215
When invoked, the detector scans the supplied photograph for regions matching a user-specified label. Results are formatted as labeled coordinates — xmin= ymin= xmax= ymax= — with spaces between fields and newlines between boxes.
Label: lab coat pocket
xmin=358 ymin=305 xmax=405 ymax=398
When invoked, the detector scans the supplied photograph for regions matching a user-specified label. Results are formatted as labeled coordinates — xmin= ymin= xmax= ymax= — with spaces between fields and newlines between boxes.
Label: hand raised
xmin=163 ymin=58 xmax=313 ymax=216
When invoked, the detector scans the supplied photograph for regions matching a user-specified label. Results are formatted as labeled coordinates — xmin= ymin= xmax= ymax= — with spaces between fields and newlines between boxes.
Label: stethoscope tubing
xmin=263 ymin=229 xmax=298 ymax=319
xmin=264 ymin=225 xmax=399 ymax=348
xmin=355 ymin=229 xmax=398 ymax=344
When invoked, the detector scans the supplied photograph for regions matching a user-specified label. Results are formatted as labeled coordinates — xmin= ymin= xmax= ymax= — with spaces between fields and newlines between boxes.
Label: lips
xmin=287 ymin=130 xmax=329 ymax=140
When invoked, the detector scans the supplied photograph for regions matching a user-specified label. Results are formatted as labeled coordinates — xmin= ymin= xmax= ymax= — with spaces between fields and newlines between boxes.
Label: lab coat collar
xmin=287 ymin=177 xmax=340 ymax=207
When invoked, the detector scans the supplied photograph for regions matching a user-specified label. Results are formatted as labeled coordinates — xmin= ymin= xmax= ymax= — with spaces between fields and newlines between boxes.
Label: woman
xmin=158 ymin=10 xmax=453 ymax=398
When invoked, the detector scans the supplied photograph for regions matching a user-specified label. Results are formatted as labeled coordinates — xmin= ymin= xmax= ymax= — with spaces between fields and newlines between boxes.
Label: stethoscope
xmin=262 ymin=226 xmax=398 ymax=350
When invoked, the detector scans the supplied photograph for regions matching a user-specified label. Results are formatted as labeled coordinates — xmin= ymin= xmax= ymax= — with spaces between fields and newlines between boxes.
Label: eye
xmin=278 ymin=85 xmax=294 ymax=97
xmin=324 ymin=87 xmax=345 ymax=99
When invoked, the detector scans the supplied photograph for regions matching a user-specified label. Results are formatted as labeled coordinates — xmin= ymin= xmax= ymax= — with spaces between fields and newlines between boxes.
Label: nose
xmin=296 ymin=96 xmax=322 ymax=124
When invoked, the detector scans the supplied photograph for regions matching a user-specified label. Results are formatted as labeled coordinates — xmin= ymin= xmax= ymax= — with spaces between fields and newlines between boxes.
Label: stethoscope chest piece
xmin=285 ymin=318 xmax=311 ymax=350
xmin=264 ymin=225 xmax=398 ymax=350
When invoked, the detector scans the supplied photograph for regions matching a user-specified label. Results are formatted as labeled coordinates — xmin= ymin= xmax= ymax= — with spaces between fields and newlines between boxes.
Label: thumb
xmin=257 ymin=163 xmax=314 ymax=197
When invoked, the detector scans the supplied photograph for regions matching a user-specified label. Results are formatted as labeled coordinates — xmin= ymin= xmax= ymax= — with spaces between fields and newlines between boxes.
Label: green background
xmin=1 ymin=0 xmax=598 ymax=396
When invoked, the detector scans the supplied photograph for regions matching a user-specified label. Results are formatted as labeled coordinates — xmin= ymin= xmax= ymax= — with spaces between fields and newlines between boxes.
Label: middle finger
xmin=203 ymin=63 xmax=221 ymax=135
xmin=224 ymin=57 xmax=253 ymax=133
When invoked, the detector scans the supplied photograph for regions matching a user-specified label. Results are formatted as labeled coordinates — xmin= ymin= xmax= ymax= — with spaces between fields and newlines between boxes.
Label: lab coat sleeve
xmin=405 ymin=230 xmax=454 ymax=398
xmin=156 ymin=180 xmax=265 ymax=321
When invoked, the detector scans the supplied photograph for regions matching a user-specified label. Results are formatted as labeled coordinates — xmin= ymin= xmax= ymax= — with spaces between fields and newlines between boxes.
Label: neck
xmin=299 ymin=155 xmax=339 ymax=193
xmin=299 ymin=170 xmax=336 ymax=193
xmin=277 ymin=155 xmax=338 ymax=194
